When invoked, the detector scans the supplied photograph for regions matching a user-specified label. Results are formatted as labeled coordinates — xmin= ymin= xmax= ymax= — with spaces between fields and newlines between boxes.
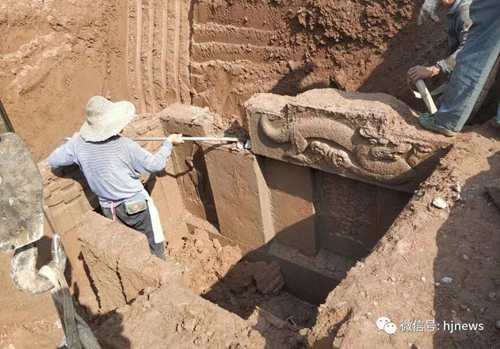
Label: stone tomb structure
xmin=245 ymin=89 xmax=451 ymax=260
xmin=40 ymin=89 xmax=450 ymax=306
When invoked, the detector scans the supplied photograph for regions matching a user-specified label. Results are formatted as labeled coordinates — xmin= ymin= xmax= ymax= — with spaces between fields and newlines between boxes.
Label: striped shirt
xmin=48 ymin=136 xmax=173 ymax=208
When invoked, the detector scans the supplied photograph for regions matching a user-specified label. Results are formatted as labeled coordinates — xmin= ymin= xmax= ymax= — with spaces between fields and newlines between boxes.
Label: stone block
xmin=161 ymin=161 xmax=185 ymax=222
xmin=159 ymin=103 xmax=220 ymax=137
xmin=79 ymin=195 xmax=95 ymax=215
xmin=148 ymin=161 xmax=190 ymax=240
xmin=315 ymin=172 xmax=378 ymax=258
xmin=66 ymin=198 xmax=85 ymax=226
xmin=49 ymin=205 xmax=74 ymax=234
xmin=169 ymin=141 xmax=218 ymax=224
xmin=262 ymin=158 xmax=317 ymax=256
xmin=42 ymin=187 xmax=51 ymax=199
xmin=204 ymin=145 xmax=274 ymax=249
xmin=44 ymin=190 xmax=64 ymax=207
xmin=245 ymin=89 xmax=451 ymax=193
xmin=147 ymin=180 xmax=170 ymax=230
xmin=59 ymin=178 xmax=74 ymax=190
xmin=46 ymin=181 xmax=60 ymax=193
xmin=61 ymin=186 xmax=81 ymax=203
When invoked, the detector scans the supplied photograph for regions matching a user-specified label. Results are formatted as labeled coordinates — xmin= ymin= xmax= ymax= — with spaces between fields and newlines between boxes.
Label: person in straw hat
xmin=49 ymin=96 xmax=183 ymax=260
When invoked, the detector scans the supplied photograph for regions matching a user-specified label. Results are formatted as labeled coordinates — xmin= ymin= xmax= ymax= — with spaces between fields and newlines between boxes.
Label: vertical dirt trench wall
xmin=126 ymin=0 xmax=192 ymax=114
xmin=0 ymin=0 xmax=459 ymax=161
xmin=126 ymin=0 xmax=453 ymax=124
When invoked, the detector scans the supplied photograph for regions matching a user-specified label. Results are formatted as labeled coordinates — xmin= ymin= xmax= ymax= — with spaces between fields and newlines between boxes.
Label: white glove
xmin=418 ymin=0 xmax=440 ymax=25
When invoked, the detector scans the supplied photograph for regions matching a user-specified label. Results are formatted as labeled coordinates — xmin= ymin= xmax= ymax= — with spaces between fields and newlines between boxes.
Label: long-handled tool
xmin=415 ymin=79 xmax=438 ymax=114
xmin=408 ymin=78 xmax=438 ymax=114
xmin=61 ymin=136 xmax=246 ymax=142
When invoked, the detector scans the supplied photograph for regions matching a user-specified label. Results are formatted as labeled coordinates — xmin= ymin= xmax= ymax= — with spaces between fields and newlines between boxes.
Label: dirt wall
xmin=0 ymin=0 xmax=130 ymax=161
xmin=0 ymin=0 xmax=459 ymax=161
xmin=190 ymin=0 xmax=450 ymax=124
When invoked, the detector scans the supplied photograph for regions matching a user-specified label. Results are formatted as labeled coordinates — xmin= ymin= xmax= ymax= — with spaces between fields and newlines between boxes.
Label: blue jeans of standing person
xmin=434 ymin=0 xmax=500 ymax=132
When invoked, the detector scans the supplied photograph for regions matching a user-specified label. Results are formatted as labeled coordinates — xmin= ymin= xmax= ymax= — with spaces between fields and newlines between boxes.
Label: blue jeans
xmin=435 ymin=0 xmax=500 ymax=131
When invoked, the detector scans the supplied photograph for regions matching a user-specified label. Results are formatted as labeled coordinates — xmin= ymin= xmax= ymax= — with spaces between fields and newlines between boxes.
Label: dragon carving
xmin=259 ymin=113 xmax=416 ymax=185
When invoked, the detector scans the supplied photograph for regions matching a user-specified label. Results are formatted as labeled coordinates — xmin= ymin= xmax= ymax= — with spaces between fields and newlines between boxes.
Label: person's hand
xmin=408 ymin=65 xmax=440 ymax=84
xmin=166 ymin=133 xmax=184 ymax=146
xmin=418 ymin=0 xmax=440 ymax=25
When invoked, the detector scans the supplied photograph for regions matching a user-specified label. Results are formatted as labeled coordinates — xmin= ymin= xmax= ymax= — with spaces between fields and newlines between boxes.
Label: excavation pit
xmin=4 ymin=0 xmax=483 ymax=346
xmin=31 ymin=96 xmax=447 ymax=348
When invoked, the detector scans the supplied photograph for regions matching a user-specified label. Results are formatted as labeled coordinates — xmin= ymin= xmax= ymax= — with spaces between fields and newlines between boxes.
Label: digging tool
xmin=61 ymin=136 xmax=246 ymax=142
xmin=415 ymin=79 xmax=438 ymax=114
xmin=408 ymin=78 xmax=439 ymax=114
xmin=0 ymin=100 xmax=15 ymax=133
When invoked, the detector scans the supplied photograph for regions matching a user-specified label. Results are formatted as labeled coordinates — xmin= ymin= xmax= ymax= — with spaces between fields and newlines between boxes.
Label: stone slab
xmin=315 ymin=172 xmax=411 ymax=259
xmin=315 ymin=172 xmax=378 ymax=258
xmin=159 ymin=104 xmax=220 ymax=225
xmin=159 ymin=103 xmax=222 ymax=137
xmin=176 ymin=142 xmax=218 ymax=224
xmin=147 ymin=161 xmax=190 ymax=239
xmin=262 ymin=158 xmax=317 ymax=256
xmin=204 ymin=145 xmax=274 ymax=249
xmin=246 ymin=89 xmax=451 ymax=193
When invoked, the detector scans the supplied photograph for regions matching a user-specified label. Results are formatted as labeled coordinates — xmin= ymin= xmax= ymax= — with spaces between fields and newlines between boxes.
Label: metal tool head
xmin=0 ymin=133 xmax=44 ymax=252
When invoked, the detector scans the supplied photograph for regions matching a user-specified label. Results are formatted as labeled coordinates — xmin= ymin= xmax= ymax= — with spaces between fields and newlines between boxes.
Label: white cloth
xmin=418 ymin=0 xmax=440 ymax=25
xmin=141 ymin=189 xmax=165 ymax=244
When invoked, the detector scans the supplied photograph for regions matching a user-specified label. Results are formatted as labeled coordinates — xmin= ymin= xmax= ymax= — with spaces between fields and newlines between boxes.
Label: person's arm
xmin=48 ymin=138 xmax=77 ymax=168
xmin=130 ymin=134 xmax=183 ymax=174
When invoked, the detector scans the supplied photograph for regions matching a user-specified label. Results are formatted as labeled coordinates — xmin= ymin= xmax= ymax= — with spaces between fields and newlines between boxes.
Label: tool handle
xmin=415 ymin=79 xmax=438 ymax=114
xmin=60 ymin=136 xmax=245 ymax=143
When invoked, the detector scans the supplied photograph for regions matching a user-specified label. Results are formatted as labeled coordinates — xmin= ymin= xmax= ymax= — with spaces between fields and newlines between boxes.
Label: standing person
xmin=408 ymin=0 xmax=473 ymax=84
xmin=416 ymin=0 xmax=500 ymax=137
xmin=49 ymin=96 xmax=183 ymax=260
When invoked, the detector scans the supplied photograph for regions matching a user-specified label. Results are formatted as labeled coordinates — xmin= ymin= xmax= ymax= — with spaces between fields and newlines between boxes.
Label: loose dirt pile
xmin=165 ymin=229 xmax=317 ymax=328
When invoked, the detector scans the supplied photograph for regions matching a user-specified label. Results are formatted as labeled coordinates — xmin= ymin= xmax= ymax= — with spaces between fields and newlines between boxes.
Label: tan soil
xmin=0 ymin=0 xmax=130 ymax=161
xmin=2 ymin=0 xmax=500 ymax=348
xmin=165 ymin=229 xmax=317 ymax=328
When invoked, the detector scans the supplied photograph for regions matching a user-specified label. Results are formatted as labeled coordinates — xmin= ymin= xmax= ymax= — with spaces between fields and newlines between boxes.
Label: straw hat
xmin=80 ymin=96 xmax=136 ymax=142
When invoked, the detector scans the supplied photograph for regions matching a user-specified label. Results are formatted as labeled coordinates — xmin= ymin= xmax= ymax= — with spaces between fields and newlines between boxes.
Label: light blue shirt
xmin=49 ymin=136 xmax=173 ymax=208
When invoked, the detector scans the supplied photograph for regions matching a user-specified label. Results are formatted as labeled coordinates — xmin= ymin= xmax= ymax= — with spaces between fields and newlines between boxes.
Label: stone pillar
xmin=204 ymin=145 xmax=274 ymax=249
xmin=159 ymin=104 xmax=219 ymax=225
xmin=262 ymin=158 xmax=317 ymax=256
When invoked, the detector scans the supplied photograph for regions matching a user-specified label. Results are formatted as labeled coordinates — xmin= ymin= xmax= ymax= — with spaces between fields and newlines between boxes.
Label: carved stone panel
xmin=246 ymin=89 xmax=451 ymax=192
